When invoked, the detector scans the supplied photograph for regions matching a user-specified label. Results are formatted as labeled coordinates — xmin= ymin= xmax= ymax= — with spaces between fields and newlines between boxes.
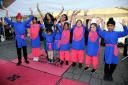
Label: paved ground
xmin=0 ymin=40 xmax=128 ymax=85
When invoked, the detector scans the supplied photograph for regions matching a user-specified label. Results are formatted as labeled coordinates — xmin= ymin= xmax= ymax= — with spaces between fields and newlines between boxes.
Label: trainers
xmin=72 ymin=62 xmax=76 ymax=67
xmin=91 ymin=69 xmax=96 ymax=73
xmin=35 ymin=57 xmax=39 ymax=61
xmin=25 ymin=60 xmax=29 ymax=64
xmin=79 ymin=63 xmax=82 ymax=68
xmin=60 ymin=61 xmax=64 ymax=65
xmin=103 ymin=74 xmax=110 ymax=81
xmin=108 ymin=74 xmax=113 ymax=81
xmin=33 ymin=57 xmax=37 ymax=61
xmin=50 ymin=59 xmax=53 ymax=63
xmin=66 ymin=61 xmax=69 ymax=65
xmin=84 ymin=67 xmax=90 ymax=71
xmin=16 ymin=62 xmax=21 ymax=66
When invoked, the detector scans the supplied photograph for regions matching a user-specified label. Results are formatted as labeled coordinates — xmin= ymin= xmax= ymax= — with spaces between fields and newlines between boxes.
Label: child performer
xmin=42 ymin=28 xmax=55 ymax=63
xmin=85 ymin=23 xmax=100 ymax=73
xmin=97 ymin=18 xmax=128 ymax=81
xmin=27 ymin=17 xmax=45 ymax=61
xmin=56 ymin=22 xmax=70 ymax=65
xmin=4 ymin=9 xmax=34 ymax=66
xmin=53 ymin=19 xmax=61 ymax=61
xmin=71 ymin=20 xmax=86 ymax=68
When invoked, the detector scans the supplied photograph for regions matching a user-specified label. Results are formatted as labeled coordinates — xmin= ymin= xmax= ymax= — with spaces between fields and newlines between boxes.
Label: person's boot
xmin=72 ymin=62 xmax=76 ymax=67
xmin=66 ymin=61 xmax=69 ymax=65
xmin=79 ymin=63 xmax=82 ymax=68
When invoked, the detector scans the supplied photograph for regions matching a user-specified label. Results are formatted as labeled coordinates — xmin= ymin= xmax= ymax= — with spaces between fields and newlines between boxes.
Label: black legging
xmin=123 ymin=38 xmax=128 ymax=56
xmin=16 ymin=41 xmax=28 ymax=62
xmin=104 ymin=63 xmax=117 ymax=76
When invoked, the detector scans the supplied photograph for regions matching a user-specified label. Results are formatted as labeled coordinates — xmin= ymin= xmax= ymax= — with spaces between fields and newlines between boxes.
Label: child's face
xmin=16 ymin=18 xmax=22 ymax=22
xmin=47 ymin=31 xmax=52 ymax=35
xmin=32 ymin=18 xmax=37 ymax=23
xmin=90 ymin=25 xmax=96 ymax=32
xmin=76 ymin=21 xmax=82 ymax=27
xmin=64 ymin=24 xmax=69 ymax=30
xmin=107 ymin=24 xmax=115 ymax=32
xmin=61 ymin=15 xmax=66 ymax=22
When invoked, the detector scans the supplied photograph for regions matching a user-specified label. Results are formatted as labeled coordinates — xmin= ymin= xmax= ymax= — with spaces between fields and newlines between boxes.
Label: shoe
xmin=103 ymin=74 xmax=109 ymax=81
xmin=66 ymin=61 xmax=69 ymax=65
xmin=79 ymin=63 xmax=82 ymax=68
xmin=33 ymin=57 xmax=37 ymax=61
xmin=60 ymin=61 xmax=64 ymax=65
xmin=84 ymin=67 xmax=90 ymax=71
xmin=35 ymin=57 xmax=39 ymax=61
xmin=25 ymin=60 xmax=29 ymax=64
xmin=72 ymin=62 xmax=76 ymax=67
xmin=91 ymin=69 xmax=96 ymax=73
xmin=16 ymin=62 xmax=21 ymax=66
xmin=108 ymin=74 xmax=113 ymax=81
xmin=50 ymin=59 xmax=53 ymax=63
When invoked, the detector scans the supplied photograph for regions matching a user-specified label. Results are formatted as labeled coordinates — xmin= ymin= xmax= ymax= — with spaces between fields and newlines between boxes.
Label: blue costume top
xmin=26 ymin=24 xmax=44 ymax=48
xmin=42 ymin=32 xmax=55 ymax=51
xmin=86 ymin=30 xmax=100 ymax=56
xmin=56 ymin=24 xmax=70 ymax=51
xmin=4 ymin=16 xmax=34 ymax=48
xmin=97 ymin=26 xmax=128 ymax=64
xmin=71 ymin=25 xmax=86 ymax=50
xmin=53 ymin=25 xmax=62 ymax=50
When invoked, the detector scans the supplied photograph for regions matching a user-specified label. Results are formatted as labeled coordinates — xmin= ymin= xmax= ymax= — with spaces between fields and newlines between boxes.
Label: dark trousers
xmin=16 ymin=41 xmax=28 ymax=62
xmin=104 ymin=63 xmax=117 ymax=77
xmin=123 ymin=38 xmax=128 ymax=56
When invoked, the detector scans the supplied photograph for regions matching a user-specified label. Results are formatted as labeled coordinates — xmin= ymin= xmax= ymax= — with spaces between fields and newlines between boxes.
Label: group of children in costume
xmin=4 ymin=7 xmax=128 ymax=82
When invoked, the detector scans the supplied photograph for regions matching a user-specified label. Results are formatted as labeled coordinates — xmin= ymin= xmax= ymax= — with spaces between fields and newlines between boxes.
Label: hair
xmin=46 ymin=28 xmax=53 ymax=33
xmin=63 ymin=22 xmax=70 ymax=29
xmin=32 ymin=17 xmax=38 ymax=23
xmin=76 ymin=19 xmax=82 ymax=25
xmin=33 ymin=17 xmax=37 ymax=21
xmin=43 ymin=13 xmax=55 ymax=22
xmin=90 ymin=23 xmax=97 ymax=27
xmin=107 ymin=17 xmax=115 ymax=26
xmin=61 ymin=14 xmax=68 ymax=21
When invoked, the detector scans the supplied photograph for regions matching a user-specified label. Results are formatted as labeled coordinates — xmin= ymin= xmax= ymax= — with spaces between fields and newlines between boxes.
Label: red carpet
xmin=12 ymin=58 xmax=71 ymax=76
xmin=0 ymin=62 xmax=60 ymax=85
xmin=59 ymin=78 xmax=88 ymax=85
xmin=0 ymin=59 xmax=8 ymax=65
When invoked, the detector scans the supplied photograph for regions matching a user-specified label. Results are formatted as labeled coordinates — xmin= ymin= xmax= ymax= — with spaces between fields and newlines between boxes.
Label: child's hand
xmin=120 ymin=19 xmax=126 ymax=26
xmin=29 ymin=8 xmax=33 ymax=15
xmin=96 ymin=17 xmax=102 ymax=25
xmin=73 ymin=10 xmax=81 ymax=16
xmin=6 ymin=9 xmax=9 ymax=17
xmin=83 ymin=10 xmax=88 ymax=17
xmin=61 ymin=5 xmax=64 ymax=11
